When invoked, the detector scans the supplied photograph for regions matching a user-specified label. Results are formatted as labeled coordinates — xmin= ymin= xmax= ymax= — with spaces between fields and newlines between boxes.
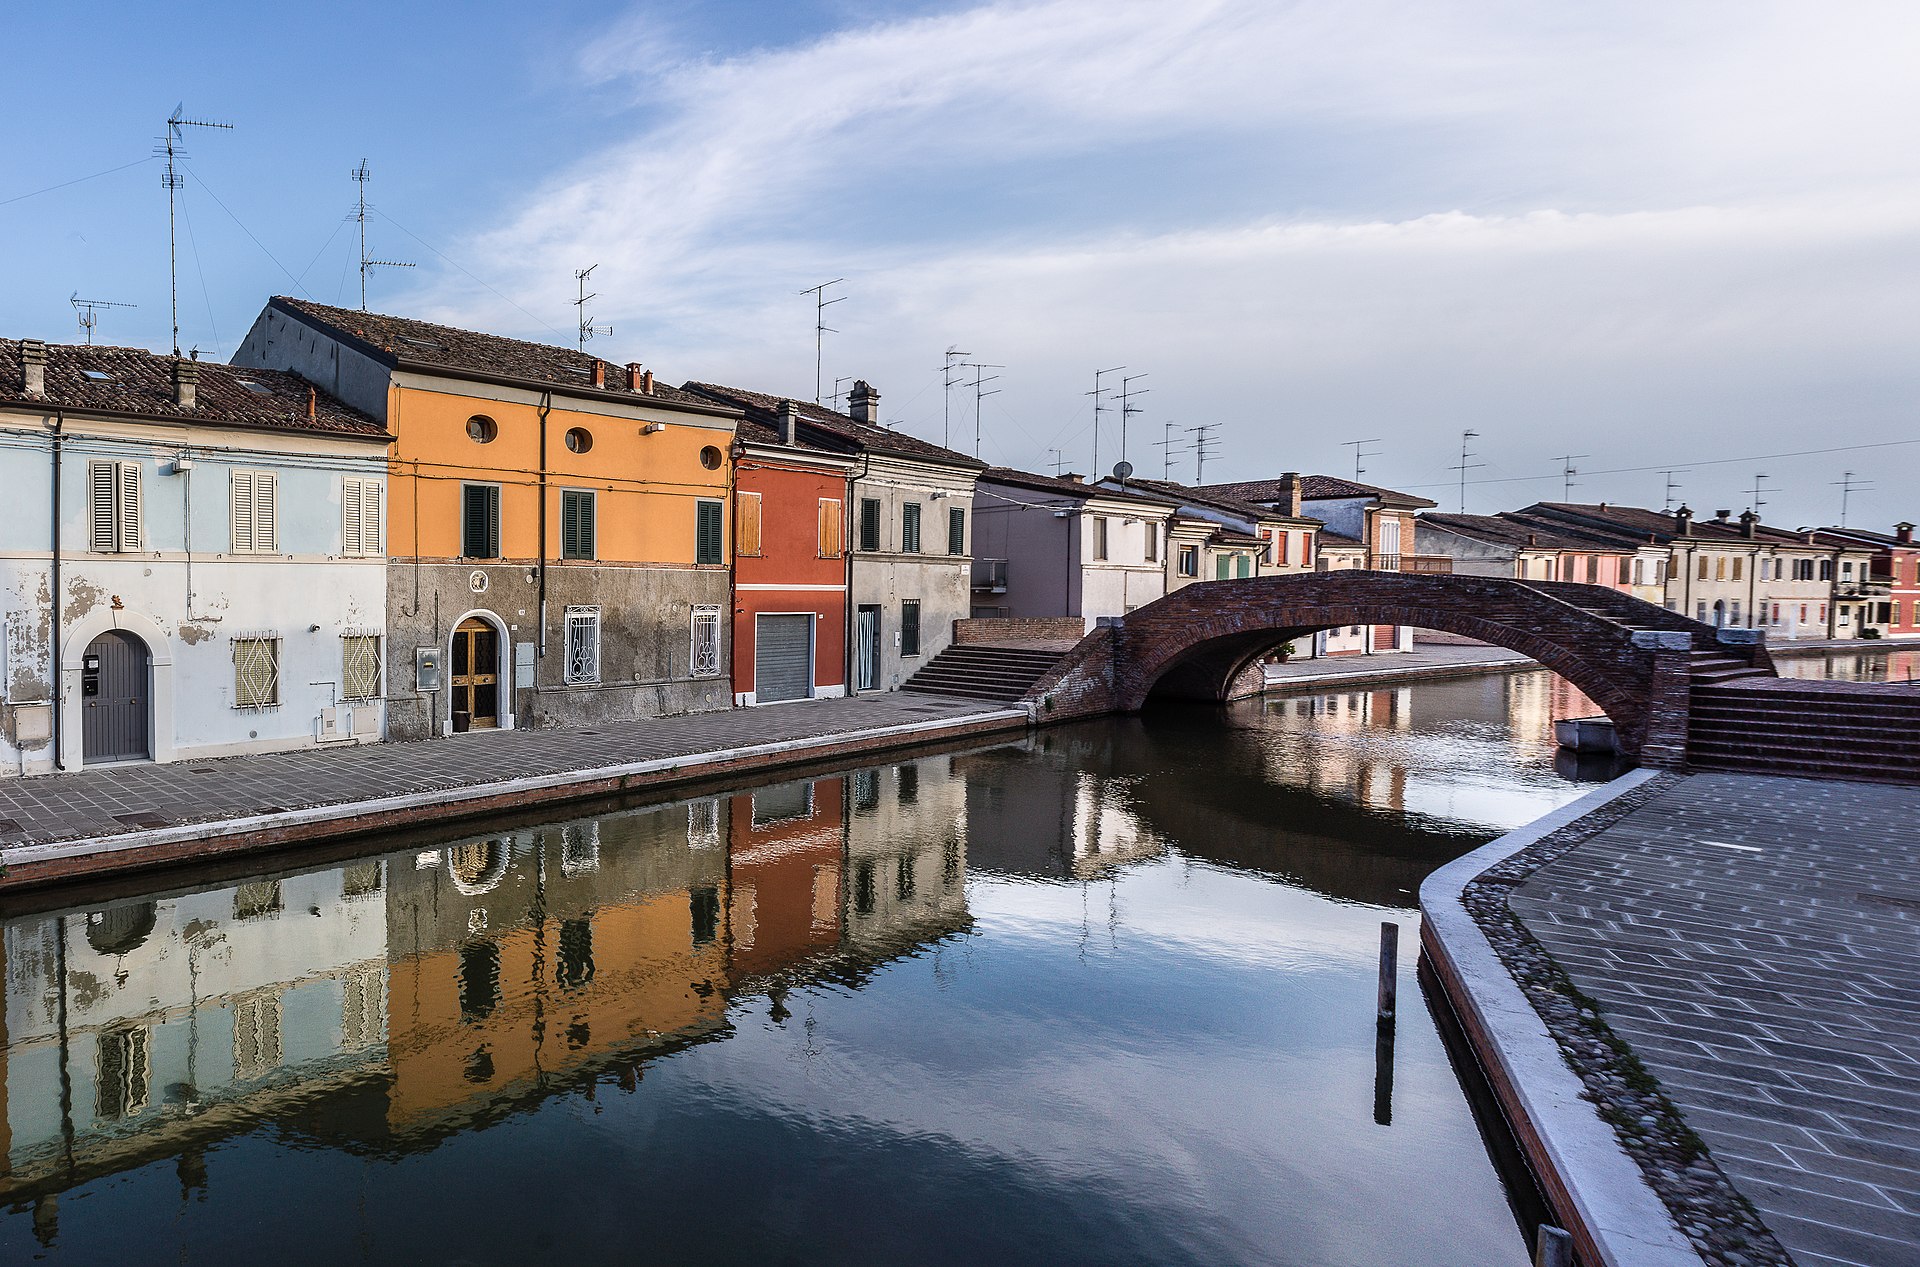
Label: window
xmin=342 ymin=634 xmax=381 ymax=700
xmin=1216 ymin=554 xmax=1231 ymax=579
xmin=466 ymin=415 xmax=498 ymax=443
xmin=81 ymin=369 xmax=115 ymax=383
xmin=1731 ymin=557 xmax=1743 ymax=581
xmin=695 ymin=499 xmax=724 ymax=564
xmin=1714 ymin=556 xmax=1726 ymax=581
xmin=700 ymin=445 xmax=723 ymax=470
xmin=859 ymin=497 xmax=881 ymax=552
xmin=902 ymin=502 xmax=922 ymax=553
xmin=1843 ymin=560 xmax=1855 ymax=579
xmin=819 ymin=498 xmax=843 ymax=557
xmin=1178 ymin=545 xmax=1199 ymax=577
xmin=1236 ymin=554 xmax=1252 ymax=578
xmin=948 ymin=506 xmax=966 ymax=555
xmin=1696 ymin=600 xmax=1708 ymax=622
xmin=1145 ymin=523 xmax=1158 ymax=563
xmin=233 ymin=636 xmax=280 ymax=708
xmin=1698 ymin=556 xmax=1709 ymax=580
xmin=1819 ymin=559 xmax=1833 ymax=582
xmin=1302 ymin=533 xmax=1313 ymax=561
xmin=563 ymin=426 xmax=592 ymax=454
xmin=1093 ymin=516 xmax=1109 ymax=560
xmin=1631 ymin=558 xmax=1644 ymax=586
xmin=462 ymin=484 xmax=500 ymax=559
xmin=901 ymin=599 xmax=921 ymax=656
xmin=564 ymin=606 xmax=600 ymax=684
xmin=88 ymin=460 xmax=142 ymax=552
xmin=736 ymin=491 xmax=763 ymax=557
xmin=1730 ymin=600 xmax=1742 ymax=626
xmin=342 ymin=477 xmax=382 ymax=556
xmin=561 ymin=489 xmax=596 ymax=560
xmin=691 ymin=604 xmax=721 ymax=676
xmin=1271 ymin=531 xmax=1287 ymax=565
xmin=1585 ymin=555 xmax=1599 ymax=584
xmin=229 ymin=470 xmax=279 ymax=554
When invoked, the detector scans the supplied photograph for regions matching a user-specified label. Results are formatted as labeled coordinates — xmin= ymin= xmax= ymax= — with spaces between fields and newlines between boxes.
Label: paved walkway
xmin=1264 ymin=643 xmax=1533 ymax=686
xmin=0 ymin=693 xmax=1011 ymax=852
xmin=1508 ymin=773 xmax=1920 ymax=1267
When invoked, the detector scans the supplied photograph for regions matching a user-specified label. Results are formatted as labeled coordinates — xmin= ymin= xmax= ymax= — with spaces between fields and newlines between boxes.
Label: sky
xmin=6 ymin=0 xmax=1920 ymax=530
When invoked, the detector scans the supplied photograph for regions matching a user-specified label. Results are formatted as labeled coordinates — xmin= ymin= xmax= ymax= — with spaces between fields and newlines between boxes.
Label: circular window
xmin=700 ymin=445 xmax=723 ymax=470
xmin=564 ymin=427 xmax=593 ymax=454
xmin=466 ymin=415 xmax=498 ymax=443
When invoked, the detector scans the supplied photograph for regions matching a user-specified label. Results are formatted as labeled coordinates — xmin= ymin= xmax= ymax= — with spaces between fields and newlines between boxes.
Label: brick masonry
xmin=951 ymin=616 xmax=1088 ymax=644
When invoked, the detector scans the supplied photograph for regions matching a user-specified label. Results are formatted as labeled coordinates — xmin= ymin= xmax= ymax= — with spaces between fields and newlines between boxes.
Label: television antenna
xmin=70 ymin=294 xmax=138 ymax=344
xmin=157 ymin=103 xmax=232 ymax=357
xmin=964 ymin=362 xmax=1003 ymax=459
xmin=1186 ymin=423 xmax=1221 ymax=484
xmin=939 ymin=345 xmax=972 ymax=448
xmin=1343 ymin=438 xmax=1382 ymax=481
xmin=1552 ymin=452 xmax=1590 ymax=502
xmin=352 ymin=160 xmax=412 ymax=311
xmin=830 ymin=376 xmax=854 ymax=413
xmin=799 ymin=278 xmax=845 ymax=403
xmin=1749 ymin=473 xmax=1773 ymax=515
xmin=1118 ymin=372 xmax=1148 ymax=467
xmin=1660 ymin=469 xmax=1690 ymax=512
xmin=1155 ymin=421 xmax=1189 ymax=480
xmin=573 ymin=265 xmax=612 ymax=351
xmin=1450 ymin=430 xmax=1484 ymax=513
xmin=1086 ymin=365 xmax=1125 ymax=476
xmin=1046 ymin=448 xmax=1066 ymax=477
xmin=1833 ymin=471 xmax=1873 ymax=527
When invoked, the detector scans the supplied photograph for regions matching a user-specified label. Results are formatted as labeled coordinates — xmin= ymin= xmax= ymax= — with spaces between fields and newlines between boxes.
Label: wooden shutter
xmin=485 ymin=486 xmax=500 ymax=557
xmin=232 ymin=470 xmax=256 ymax=552
xmin=561 ymin=490 xmax=594 ymax=560
xmin=256 ymin=473 xmax=277 ymax=552
xmin=736 ymin=492 xmax=763 ymax=557
xmin=362 ymin=481 xmax=382 ymax=554
xmin=465 ymin=485 xmax=499 ymax=558
xmin=344 ymin=478 xmax=365 ymax=555
xmin=117 ymin=461 xmax=141 ymax=551
xmin=818 ymin=498 xmax=843 ymax=557
xmin=859 ymin=498 xmax=880 ymax=552
xmin=696 ymin=500 xmax=723 ymax=564
xmin=948 ymin=507 xmax=965 ymax=555
xmin=90 ymin=461 xmax=118 ymax=551
xmin=902 ymin=502 xmax=921 ymax=554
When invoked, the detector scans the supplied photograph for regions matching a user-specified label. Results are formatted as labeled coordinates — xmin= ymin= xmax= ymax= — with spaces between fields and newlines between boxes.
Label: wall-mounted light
xmin=642 ymin=422 xmax=666 ymax=435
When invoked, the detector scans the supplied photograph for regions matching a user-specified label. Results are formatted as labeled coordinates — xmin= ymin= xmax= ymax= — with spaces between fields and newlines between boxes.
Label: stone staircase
xmin=903 ymin=643 xmax=1069 ymax=703
xmin=1687 ymin=680 xmax=1920 ymax=785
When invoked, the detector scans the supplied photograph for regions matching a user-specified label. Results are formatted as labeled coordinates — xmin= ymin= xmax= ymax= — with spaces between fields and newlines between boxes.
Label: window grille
xmin=736 ymin=491 xmax=764 ymax=557
xmin=859 ymin=497 xmax=881 ymax=551
xmin=233 ymin=636 xmax=280 ymax=708
xmin=947 ymin=506 xmax=966 ymax=555
xmin=902 ymin=502 xmax=922 ymax=553
xmin=695 ymin=500 xmax=724 ymax=564
xmin=561 ymin=489 xmax=596 ymax=560
xmin=342 ymin=477 xmax=383 ymax=556
xmin=901 ymin=599 xmax=921 ymax=656
xmin=342 ymin=634 xmax=382 ymax=700
xmin=230 ymin=469 xmax=279 ymax=553
xmin=691 ymin=605 xmax=722 ymax=677
xmin=462 ymin=484 xmax=501 ymax=559
xmin=565 ymin=607 xmax=601 ymax=684
xmin=88 ymin=460 xmax=142 ymax=552
xmin=819 ymin=498 xmax=843 ymax=557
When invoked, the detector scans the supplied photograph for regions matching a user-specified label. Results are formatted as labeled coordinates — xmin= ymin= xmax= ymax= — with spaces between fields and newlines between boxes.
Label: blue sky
xmin=6 ymin=0 xmax=1920 ymax=528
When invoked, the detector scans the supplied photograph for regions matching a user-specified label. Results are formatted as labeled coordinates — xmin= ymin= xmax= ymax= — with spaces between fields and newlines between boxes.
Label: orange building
xmin=235 ymin=299 xmax=742 ymax=737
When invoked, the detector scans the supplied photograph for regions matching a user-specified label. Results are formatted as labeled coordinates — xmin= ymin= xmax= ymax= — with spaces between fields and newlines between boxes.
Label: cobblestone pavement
xmin=1509 ymin=773 xmax=1920 ymax=1267
xmin=0 ymin=693 xmax=1013 ymax=850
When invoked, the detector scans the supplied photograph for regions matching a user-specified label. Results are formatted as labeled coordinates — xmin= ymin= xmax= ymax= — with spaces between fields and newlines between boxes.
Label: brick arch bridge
xmin=1023 ymin=573 xmax=1771 ymax=762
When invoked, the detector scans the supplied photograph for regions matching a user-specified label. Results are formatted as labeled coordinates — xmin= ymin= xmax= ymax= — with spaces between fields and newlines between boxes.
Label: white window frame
xmin=564 ymin=606 xmax=601 ymax=685
xmin=233 ymin=634 xmax=281 ymax=709
xmin=690 ymin=604 xmax=722 ymax=678
xmin=88 ymin=459 xmax=143 ymax=553
xmin=342 ymin=632 xmax=382 ymax=701
xmin=342 ymin=476 xmax=383 ymax=557
xmin=230 ymin=469 xmax=279 ymax=554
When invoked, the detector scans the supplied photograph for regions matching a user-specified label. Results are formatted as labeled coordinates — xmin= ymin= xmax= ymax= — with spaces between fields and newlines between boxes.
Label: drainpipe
xmin=537 ymin=392 xmax=552 ymax=673
xmin=50 ymin=412 xmax=65 ymax=771
xmin=846 ymin=447 xmax=872 ymax=692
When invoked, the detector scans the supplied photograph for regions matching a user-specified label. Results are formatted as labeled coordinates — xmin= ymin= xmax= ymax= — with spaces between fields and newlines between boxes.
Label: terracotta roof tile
xmin=683 ymin=382 xmax=985 ymax=469
xmin=1197 ymin=474 xmax=1437 ymax=509
xmin=980 ymin=467 xmax=1169 ymax=507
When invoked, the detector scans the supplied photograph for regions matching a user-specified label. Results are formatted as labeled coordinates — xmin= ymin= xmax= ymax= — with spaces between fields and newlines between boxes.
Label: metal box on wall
xmin=415 ymin=647 xmax=443 ymax=692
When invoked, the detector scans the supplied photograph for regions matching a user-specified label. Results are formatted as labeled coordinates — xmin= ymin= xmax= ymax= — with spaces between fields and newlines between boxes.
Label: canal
xmin=0 ymin=668 xmax=1634 ymax=1264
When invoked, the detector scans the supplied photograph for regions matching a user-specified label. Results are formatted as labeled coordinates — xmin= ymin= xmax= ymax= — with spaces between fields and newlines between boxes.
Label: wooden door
xmin=82 ymin=631 xmax=150 ymax=762
xmin=451 ymin=618 xmax=500 ymax=731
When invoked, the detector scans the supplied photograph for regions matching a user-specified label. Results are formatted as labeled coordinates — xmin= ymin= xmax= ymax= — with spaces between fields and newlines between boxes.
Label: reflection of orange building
xmin=726 ymin=779 xmax=845 ymax=981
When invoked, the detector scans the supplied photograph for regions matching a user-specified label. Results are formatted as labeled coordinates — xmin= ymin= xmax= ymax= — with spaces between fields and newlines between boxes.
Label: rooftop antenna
xmin=964 ymin=361 xmax=1003 ymax=459
xmin=1155 ymin=421 xmax=1189 ymax=481
xmin=1046 ymin=448 xmax=1066 ymax=477
xmin=1186 ymin=423 xmax=1221 ymax=485
xmin=573 ymin=265 xmax=612 ymax=352
xmin=940 ymin=345 xmax=972 ymax=448
xmin=69 ymin=294 xmax=137 ymax=345
xmin=1833 ymin=471 xmax=1873 ymax=527
xmin=352 ymin=160 xmax=412 ymax=312
xmin=1552 ymin=452 xmax=1590 ymax=503
xmin=799 ymin=278 xmax=845 ymax=404
xmin=158 ymin=103 xmax=233 ymax=357
xmin=1747 ymin=473 xmax=1775 ymax=518
xmin=1118 ymin=372 xmax=1148 ymax=467
xmin=1343 ymin=437 xmax=1382 ymax=481
xmin=1450 ymin=430 xmax=1484 ymax=513
xmin=1086 ymin=365 xmax=1125 ymax=476
xmin=1660 ymin=469 xmax=1690 ymax=512
xmin=829 ymin=376 xmax=855 ymax=413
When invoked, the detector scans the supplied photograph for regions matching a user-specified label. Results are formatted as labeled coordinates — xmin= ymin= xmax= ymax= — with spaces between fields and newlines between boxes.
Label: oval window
xmin=565 ymin=427 xmax=593 ymax=454
xmin=700 ymin=445 xmax=723 ymax=470
xmin=466 ymin=415 xmax=498 ymax=443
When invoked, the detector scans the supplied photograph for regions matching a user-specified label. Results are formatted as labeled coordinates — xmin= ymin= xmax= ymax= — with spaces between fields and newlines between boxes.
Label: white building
xmin=971 ymin=469 xmax=1176 ymax=630
xmin=0 ymin=339 xmax=390 ymax=775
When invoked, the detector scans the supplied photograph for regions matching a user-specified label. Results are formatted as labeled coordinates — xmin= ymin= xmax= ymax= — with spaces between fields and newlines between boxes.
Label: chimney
xmin=1896 ymin=522 xmax=1915 ymax=544
xmin=641 ymin=369 xmax=654 ymax=395
xmin=626 ymin=362 xmax=645 ymax=391
xmin=1278 ymin=471 xmax=1303 ymax=517
xmin=20 ymin=339 xmax=47 ymax=397
xmin=1739 ymin=509 xmax=1758 ymax=538
xmin=777 ymin=399 xmax=800 ymax=446
xmin=848 ymin=379 xmax=879 ymax=424
xmin=1674 ymin=505 xmax=1693 ymax=535
xmin=591 ymin=360 xmax=606 ymax=389
xmin=173 ymin=358 xmax=200 ymax=410
xmin=306 ymin=384 xmax=317 ymax=420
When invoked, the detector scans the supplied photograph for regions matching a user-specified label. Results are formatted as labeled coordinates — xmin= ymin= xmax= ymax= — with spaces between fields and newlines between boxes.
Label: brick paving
xmin=0 ymin=693 xmax=1010 ymax=850
xmin=1508 ymin=773 xmax=1920 ymax=1267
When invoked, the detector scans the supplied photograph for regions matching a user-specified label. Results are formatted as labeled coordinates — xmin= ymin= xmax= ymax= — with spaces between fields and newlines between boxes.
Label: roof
xmin=1317 ymin=530 xmax=1367 ymax=550
xmin=1420 ymin=512 xmax=1630 ymax=553
xmin=1208 ymin=528 xmax=1268 ymax=548
xmin=1812 ymin=526 xmax=1919 ymax=550
xmin=731 ymin=415 xmax=848 ymax=458
xmin=1196 ymin=474 xmax=1437 ymax=510
xmin=1111 ymin=476 xmax=1320 ymax=526
xmin=0 ymin=339 xmax=386 ymax=440
xmin=1517 ymin=503 xmax=1839 ymax=549
xmin=980 ymin=467 xmax=1169 ymax=507
xmin=267 ymin=297 xmax=726 ymax=413
xmin=683 ymin=382 xmax=986 ymax=470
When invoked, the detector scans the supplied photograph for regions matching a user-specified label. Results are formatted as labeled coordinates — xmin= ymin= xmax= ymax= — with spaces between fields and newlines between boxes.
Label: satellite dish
xmin=1112 ymin=461 xmax=1134 ymax=481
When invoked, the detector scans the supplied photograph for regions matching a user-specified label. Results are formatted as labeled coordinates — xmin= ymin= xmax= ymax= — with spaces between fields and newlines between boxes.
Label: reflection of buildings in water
xmin=1258 ymin=691 xmax=1412 ymax=816
xmin=957 ymin=740 xmax=1167 ymax=880
xmin=843 ymin=757 xmax=972 ymax=959
xmin=1502 ymin=672 xmax=1603 ymax=756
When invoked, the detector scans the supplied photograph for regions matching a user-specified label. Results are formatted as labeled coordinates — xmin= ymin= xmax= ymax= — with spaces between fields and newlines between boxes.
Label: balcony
xmin=1835 ymin=579 xmax=1892 ymax=599
xmin=1366 ymin=553 xmax=1453 ymax=574
xmin=972 ymin=558 xmax=1009 ymax=593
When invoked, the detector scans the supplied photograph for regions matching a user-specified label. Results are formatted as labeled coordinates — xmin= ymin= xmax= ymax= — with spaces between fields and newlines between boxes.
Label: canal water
xmin=1775 ymin=645 xmax=1920 ymax=683
xmin=2 ymin=668 xmax=1615 ymax=1265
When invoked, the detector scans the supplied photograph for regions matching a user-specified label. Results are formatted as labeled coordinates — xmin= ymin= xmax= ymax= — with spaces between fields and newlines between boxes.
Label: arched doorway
xmin=450 ymin=616 xmax=502 ymax=732
xmin=82 ymin=630 xmax=151 ymax=762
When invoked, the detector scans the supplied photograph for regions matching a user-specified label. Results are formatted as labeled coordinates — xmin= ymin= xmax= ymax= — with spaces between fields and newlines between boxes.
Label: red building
xmin=726 ymin=775 xmax=845 ymax=982
xmin=731 ymin=404 xmax=858 ymax=704
xmin=1816 ymin=522 xmax=1920 ymax=639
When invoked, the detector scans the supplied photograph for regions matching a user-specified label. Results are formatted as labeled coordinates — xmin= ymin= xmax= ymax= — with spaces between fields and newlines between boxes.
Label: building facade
xmin=1416 ymin=513 xmax=1635 ymax=591
xmin=0 ymin=339 xmax=390 ymax=776
xmin=1815 ymin=524 xmax=1920 ymax=638
xmin=236 ymin=298 xmax=740 ymax=739
xmin=972 ymin=469 xmax=1175 ymax=628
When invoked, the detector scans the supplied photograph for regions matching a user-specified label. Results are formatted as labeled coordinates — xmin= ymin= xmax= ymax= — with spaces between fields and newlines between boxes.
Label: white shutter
xmin=231 ymin=470 xmax=255 ymax=553
xmin=116 ymin=461 xmax=141 ymax=551
xmin=343 ymin=478 xmax=364 ymax=555
xmin=90 ymin=461 xmax=118 ymax=551
xmin=362 ymin=480 xmax=382 ymax=554
xmin=255 ymin=472 xmax=277 ymax=553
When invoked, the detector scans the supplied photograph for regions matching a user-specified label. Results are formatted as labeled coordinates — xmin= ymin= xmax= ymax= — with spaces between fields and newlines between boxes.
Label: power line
xmin=1552 ymin=452 xmax=1589 ymax=502
xmin=371 ymin=207 xmax=572 ymax=342
xmin=1395 ymin=436 xmax=1920 ymax=493
xmin=1 ymin=155 xmax=156 ymax=209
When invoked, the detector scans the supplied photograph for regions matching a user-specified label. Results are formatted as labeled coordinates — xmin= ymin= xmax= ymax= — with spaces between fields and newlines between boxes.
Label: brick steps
xmin=903 ymin=644 xmax=1068 ymax=702
xmin=1688 ymin=681 xmax=1920 ymax=783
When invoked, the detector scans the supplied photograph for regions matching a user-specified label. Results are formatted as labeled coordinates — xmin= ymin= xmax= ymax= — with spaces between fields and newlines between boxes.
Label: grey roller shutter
xmin=754 ymin=614 xmax=813 ymax=703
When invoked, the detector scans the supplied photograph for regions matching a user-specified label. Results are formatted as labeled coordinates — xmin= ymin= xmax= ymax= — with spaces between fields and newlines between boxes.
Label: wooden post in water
xmin=1377 ymin=921 xmax=1398 ymax=1020
xmin=1534 ymin=1224 xmax=1572 ymax=1267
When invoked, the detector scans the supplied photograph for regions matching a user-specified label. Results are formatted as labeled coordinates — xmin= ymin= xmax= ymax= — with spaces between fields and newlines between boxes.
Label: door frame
xmin=445 ymin=609 xmax=515 ymax=736
xmin=60 ymin=607 xmax=174 ymax=771
xmin=854 ymin=605 xmax=881 ymax=693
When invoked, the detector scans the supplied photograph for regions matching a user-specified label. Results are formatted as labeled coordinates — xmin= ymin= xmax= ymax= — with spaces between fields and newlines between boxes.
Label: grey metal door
xmin=82 ymin=630 xmax=150 ymax=762
xmin=755 ymin=614 xmax=813 ymax=704
xmin=855 ymin=607 xmax=881 ymax=691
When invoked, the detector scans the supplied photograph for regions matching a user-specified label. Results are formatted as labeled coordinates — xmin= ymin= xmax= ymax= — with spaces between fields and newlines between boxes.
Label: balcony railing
xmin=1835 ymin=580 xmax=1891 ymax=599
xmin=971 ymin=558 xmax=1009 ymax=592
xmin=1366 ymin=553 xmax=1453 ymax=574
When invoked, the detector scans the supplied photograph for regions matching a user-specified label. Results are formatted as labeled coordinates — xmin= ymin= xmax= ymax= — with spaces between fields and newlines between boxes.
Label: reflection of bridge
xmin=1023 ymin=573 xmax=1920 ymax=781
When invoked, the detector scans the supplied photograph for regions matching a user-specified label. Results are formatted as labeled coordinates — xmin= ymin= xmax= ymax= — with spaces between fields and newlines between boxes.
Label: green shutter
xmin=561 ymin=491 xmax=594 ymax=560
xmin=464 ymin=485 xmax=501 ymax=559
xmin=696 ymin=500 xmax=723 ymax=564
xmin=859 ymin=498 xmax=881 ymax=552
xmin=901 ymin=599 xmax=920 ymax=656
xmin=948 ymin=507 xmax=965 ymax=555
xmin=902 ymin=503 xmax=921 ymax=553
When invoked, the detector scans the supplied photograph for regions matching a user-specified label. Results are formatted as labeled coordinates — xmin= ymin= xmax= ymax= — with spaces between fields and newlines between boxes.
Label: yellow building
xmin=235 ymin=298 xmax=742 ymax=736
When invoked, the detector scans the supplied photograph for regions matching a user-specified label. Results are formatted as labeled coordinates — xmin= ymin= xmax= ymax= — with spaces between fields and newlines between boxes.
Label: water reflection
xmin=1775 ymin=646 xmax=1920 ymax=683
xmin=0 ymin=672 xmax=1611 ymax=1266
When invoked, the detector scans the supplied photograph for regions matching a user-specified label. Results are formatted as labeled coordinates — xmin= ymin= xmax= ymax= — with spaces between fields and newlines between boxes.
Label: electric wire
xmin=0 ymin=156 xmax=156 ymax=209
xmin=180 ymin=163 xmax=309 ymax=296
xmin=371 ymin=207 xmax=571 ymax=342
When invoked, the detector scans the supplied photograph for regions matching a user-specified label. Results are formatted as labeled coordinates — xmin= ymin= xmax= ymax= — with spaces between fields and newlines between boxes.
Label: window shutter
xmin=819 ymin=499 xmax=842 ymax=557
xmin=737 ymin=492 xmax=763 ymax=557
xmin=231 ymin=470 xmax=255 ymax=552
xmin=117 ymin=461 xmax=142 ymax=551
xmin=902 ymin=502 xmax=921 ymax=554
xmin=90 ymin=461 xmax=118 ymax=551
xmin=344 ymin=478 xmax=364 ymax=556
xmin=256 ymin=472 xmax=277 ymax=553
xmin=362 ymin=481 xmax=382 ymax=554
xmin=486 ymin=486 xmax=500 ymax=557
xmin=948 ymin=507 xmax=965 ymax=555
xmin=859 ymin=498 xmax=880 ymax=552
xmin=696 ymin=500 xmax=723 ymax=564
